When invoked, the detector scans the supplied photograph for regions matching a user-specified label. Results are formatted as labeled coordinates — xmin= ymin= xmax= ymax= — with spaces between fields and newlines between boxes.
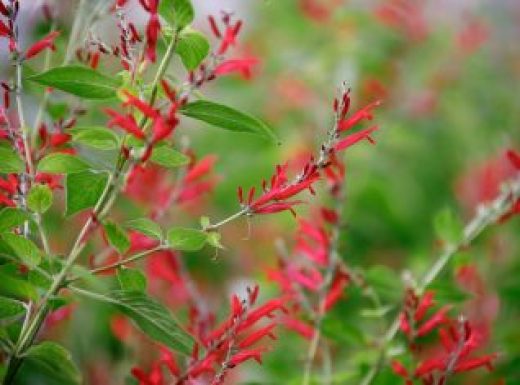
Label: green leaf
xmin=434 ymin=208 xmax=463 ymax=245
xmin=117 ymin=267 xmax=147 ymax=292
xmin=66 ymin=170 xmax=109 ymax=216
xmin=38 ymin=153 xmax=89 ymax=174
xmin=77 ymin=289 xmax=193 ymax=355
xmin=0 ymin=270 xmax=38 ymax=301
xmin=21 ymin=342 xmax=81 ymax=385
xmin=0 ymin=233 xmax=41 ymax=267
xmin=150 ymin=145 xmax=190 ymax=168
xmin=103 ymin=221 xmax=130 ymax=254
xmin=27 ymin=184 xmax=53 ymax=214
xmin=125 ymin=218 xmax=163 ymax=240
xmin=46 ymin=102 xmax=69 ymax=120
xmin=69 ymin=127 xmax=120 ymax=150
xmin=0 ymin=297 xmax=26 ymax=323
xmin=27 ymin=65 xmax=120 ymax=99
xmin=175 ymin=30 xmax=209 ymax=70
xmin=428 ymin=281 xmax=471 ymax=303
xmin=159 ymin=0 xmax=194 ymax=29
xmin=0 ymin=208 xmax=31 ymax=233
xmin=364 ymin=266 xmax=402 ymax=301
xmin=167 ymin=227 xmax=207 ymax=251
xmin=180 ymin=100 xmax=278 ymax=142
xmin=0 ymin=147 xmax=24 ymax=173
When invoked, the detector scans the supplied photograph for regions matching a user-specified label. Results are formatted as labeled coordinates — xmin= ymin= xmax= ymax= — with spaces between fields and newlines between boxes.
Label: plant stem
xmin=206 ymin=208 xmax=250 ymax=231
xmin=1 ymin=28 xmax=185 ymax=385
xmin=64 ymin=0 xmax=87 ymax=64
xmin=358 ymin=176 xmax=520 ymax=385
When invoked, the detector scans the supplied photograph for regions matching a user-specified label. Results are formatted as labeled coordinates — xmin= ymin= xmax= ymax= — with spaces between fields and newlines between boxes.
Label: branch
xmin=358 ymin=176 xmax=520 ymax=385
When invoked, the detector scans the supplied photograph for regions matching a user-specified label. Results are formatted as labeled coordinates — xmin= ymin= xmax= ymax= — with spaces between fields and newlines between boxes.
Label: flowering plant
xmin=0 ymin=1 xmax=519 ymax=385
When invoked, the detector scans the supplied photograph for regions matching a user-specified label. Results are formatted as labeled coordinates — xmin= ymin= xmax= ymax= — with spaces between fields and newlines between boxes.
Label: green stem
xmin=2 ymin=28 xmax=184 ymax=385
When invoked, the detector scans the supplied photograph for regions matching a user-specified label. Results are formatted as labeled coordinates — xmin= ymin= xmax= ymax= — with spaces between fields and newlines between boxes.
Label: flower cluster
xmin=393 ymin=290 xmax=498 ymax=385
xmin=130 ymin=286 xmax=286 ymax=385
xmin=237 ymin=88 xmax=380 ymax=217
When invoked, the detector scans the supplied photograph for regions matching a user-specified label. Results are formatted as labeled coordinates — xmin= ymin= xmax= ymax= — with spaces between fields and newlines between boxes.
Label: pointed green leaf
xmin=175 ymin=30 xmax=209 ymax=70
xmin=117 ymin=267 xmax=147 ymax=292
xmin=69 ymin=127 xmax=120 ymax=150
xmin=150 ymin=145 xmax=190 ymax=168
xmin=167 ymin=227 xmax=207 ymax=251
xmin=0 ymin=233 xmax=41 ymax=267
xmin=0 ymin=270 xmax=38 ymax=301
xmin=20 ymin=342 xmax=81 ymax=385
xmin=27 ymin=65 xmax=120 ymax=99
xmin=37 ymin=153 xmax=89 ymax=174
xmin=180 ymin=100 xmax=278 ymax=142
xmin=0 ymin=147 xmax=24 ymax=173
xmin=0 ymin=297 xmax=26 ymax=323
xmin=27 ymin=184 xmax=53 ymax=214
xmin=159 ymin=0 xmax=194 ymax=29
xmin=66 ymin=170 xmax=109 ymax=216
xmin=104 ymin=221 xmax=130 ymax=254
xmin=0 ymin=146 xmax=24 ymax=174
xmin=0 ymin=208 xmax=31 ymax=233
xmin=75 ymin=288 xmax=193 ymax=355
xmin=125 ymin=218 xmax=163 ymax=240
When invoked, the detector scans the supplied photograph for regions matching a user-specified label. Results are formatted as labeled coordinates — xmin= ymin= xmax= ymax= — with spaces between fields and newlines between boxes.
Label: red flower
xmin=218 ymin=20 xmax=242 ymax=55
xmin=25 ymin=31 xmax=60 ymax=60
xmin=105 ymin=108 xmax=145 ymax=139
xmin=214 ymin=57 xmax=259 ymax=80
xmin=323 ymin=271 xmax=349 ymax=311
xmin=142 ymin=0 xmax=160 ymax=62
xmin=335 ymin=126 xmax=378 ymax=152
xmin=228 ymin=348 xmax=264 ymax=367
xmin=0 ymin=20 xmax=10 ymax=37
xmin=122 ymin=91 xmax=159 ymax=120
xmin=49 ymin=132 xmax=71 ymax=147
xmin=240 ymin=162 xmax=320 ymax=216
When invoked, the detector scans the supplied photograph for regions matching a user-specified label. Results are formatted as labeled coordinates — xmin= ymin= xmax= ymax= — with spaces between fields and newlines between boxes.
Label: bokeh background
xmin=2 ymin=0 xmax=520 ymax=384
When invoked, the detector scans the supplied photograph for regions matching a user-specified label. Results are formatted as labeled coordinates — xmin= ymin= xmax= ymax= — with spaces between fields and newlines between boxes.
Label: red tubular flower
xmin=323 ymin=271 xmax=349 ymax=311
xmin=0 ymin=193 xmax=15 ymax=207
xmin=238 ymin=323 xmax=276 ymax=349
xmin=145 ymin=10 xmax=160 ymax=62
xmin=283 ymin=317 xmax=314 ymax=340
xmin=414 ymin=290 xmax=435 ymax=322
xmin=335 ymin=125 xmax=378 ymax=152
xmin=214 ymin=57 xmax=259 ymax=80
xmin=414 ymin=358 xmax=445 ymax=377
xmin=0 ymin=174 xmax=18 ymax=195
xmin=416 ymin=305 xmax=451 ymax=337
xmin=506 ymin=149 xmax=520 ymax=170
xmin=228 ymin=348 xmax=264 ymax=367
xmin=151 ymin=116 xmax=175 ymax=144
xmin=240 ymin=298 xmax=287 ymax=330
xmin=25 ymin=31 xmax=60 ymax=60
xmin=105 ymin=108 xmax=145 ymax=139
xmin=184 ymin=155 xmax=218 ymax=183
xmin=49 ymin=132 xmax=71 ymax=147
xmin=337 ymin=101 xmax=381 ymax=132
xmin=35 ymin=173 xmax=62 ymax=190
xmin=399 ymin=311 xmax=412 ymax=336
xmin=217 ymin=19 xmax=242 ymax=55
xmin=0 ymin=20 xmax=10 ymax=37
xmin=242 ymin=161 xmax=320 ymax=216
xmin=454 ymin=354 xmax=497 ymax=373
xmin=391 ymin=360 xmax=408 ymax=377
xmin=122 ymin=91 xmax=160 ymax=120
